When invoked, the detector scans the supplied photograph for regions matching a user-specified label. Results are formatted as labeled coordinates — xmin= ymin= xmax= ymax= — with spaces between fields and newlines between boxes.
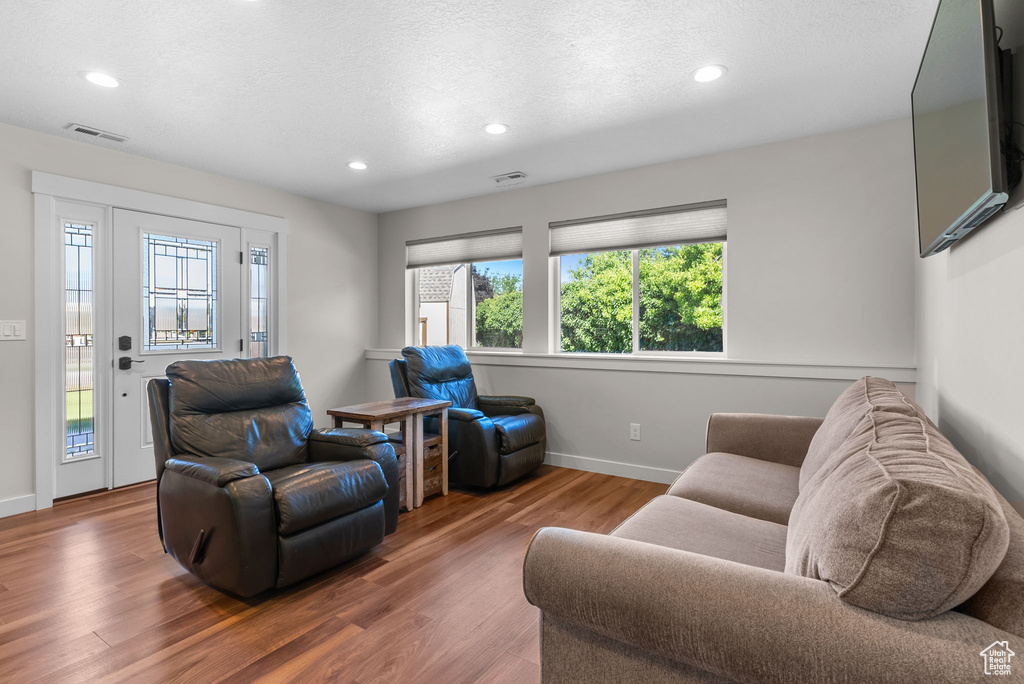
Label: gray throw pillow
xmin=786 ymin=409 xmax=1010 ymax=620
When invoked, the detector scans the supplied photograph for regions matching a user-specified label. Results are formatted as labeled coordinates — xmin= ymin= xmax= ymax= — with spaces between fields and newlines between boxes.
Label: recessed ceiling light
xmin=79 ymin=71 xmax=121 ymax=88
xmin=483 ymin=123 xmax=509 ymax=135
xmin=692 ymin=65 xmax=727 ymax=83
xmin=347 ymin=161 xmax=368 ymax=170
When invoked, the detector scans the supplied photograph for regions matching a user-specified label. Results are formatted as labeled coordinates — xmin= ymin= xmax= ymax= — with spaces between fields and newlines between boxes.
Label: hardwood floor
xmin=0 ymin=466 xmax=666 ymax=683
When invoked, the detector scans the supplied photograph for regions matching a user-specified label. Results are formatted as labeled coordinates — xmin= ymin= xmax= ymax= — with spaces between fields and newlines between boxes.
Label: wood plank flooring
xmin=0 ymin=466 xmax=666 ymax=683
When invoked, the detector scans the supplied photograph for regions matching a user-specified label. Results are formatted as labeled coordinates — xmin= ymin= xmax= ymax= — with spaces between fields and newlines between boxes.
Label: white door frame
xmin=32 ymin=171 xmax=289 ymax=510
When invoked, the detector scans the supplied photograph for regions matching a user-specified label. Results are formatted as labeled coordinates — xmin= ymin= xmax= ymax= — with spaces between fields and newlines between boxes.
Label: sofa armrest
xmin=479 ymin=395 xmax=536 ymax=408
xmin=307 ymin=428 xmax=399 ymax=535
xmin=450 ymin=407 xmax=487 ymax=422
xmin=524 ymin=527 xmax=1014 ymax=684
xmin=705 ymin=413 xmax=823 ymax=467
xmin=164 ymin=455 xmax=260 ymax=487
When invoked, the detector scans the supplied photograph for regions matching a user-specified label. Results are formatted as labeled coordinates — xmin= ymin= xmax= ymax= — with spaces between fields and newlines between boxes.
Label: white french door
xmin=110 ymin=210 xmax=243 ymax=488
xmin=37 ymin=173 xmax=287 ymax=508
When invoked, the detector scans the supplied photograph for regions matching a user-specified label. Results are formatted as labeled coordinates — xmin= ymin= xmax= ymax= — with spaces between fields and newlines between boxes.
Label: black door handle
xmin=118 ymin=357 xmax=145 ymax=370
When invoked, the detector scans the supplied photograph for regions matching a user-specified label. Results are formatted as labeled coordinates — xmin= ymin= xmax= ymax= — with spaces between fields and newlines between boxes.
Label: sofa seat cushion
xmin=800 ymin=376 xmax=918 ymax=490
xmin=492 ymin=413 xmax=545 ymax=453
xmin=786 ymin=410 xmax=1010 ymax=620
xmin=266 ymin=461 xmax=387 ymax=536
xmin=612 ymin=495 xmax=788 ymax=572
xmin=667 ymin=453 xmax=800 ymax=525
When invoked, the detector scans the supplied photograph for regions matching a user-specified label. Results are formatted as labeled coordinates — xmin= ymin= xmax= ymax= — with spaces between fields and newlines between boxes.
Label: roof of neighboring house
xmin=418 ymin=265 xmax=458 ymax=303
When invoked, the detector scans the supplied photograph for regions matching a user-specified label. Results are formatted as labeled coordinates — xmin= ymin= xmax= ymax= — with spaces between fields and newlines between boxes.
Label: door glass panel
xmin=143 ymin=234 xmax=218 ymax=351
xmin=249 ymin=246 xmax=269 ymax=358
xmin=65 ymin=222 xmax=95 ymax=458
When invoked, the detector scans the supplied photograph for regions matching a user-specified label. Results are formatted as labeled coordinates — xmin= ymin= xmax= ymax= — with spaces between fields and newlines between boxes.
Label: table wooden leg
xmin=332 ymin=416 xmax=344 ymax=428
xmin=370 ymin=420 xmax=385 ymax=433
xmin=401 ymin=416 xmax=414 ymax=512
xmin=413 ymin=413 xmax=425 ymax=508
xmin=440 ymin=408 xmax=449 ymax=496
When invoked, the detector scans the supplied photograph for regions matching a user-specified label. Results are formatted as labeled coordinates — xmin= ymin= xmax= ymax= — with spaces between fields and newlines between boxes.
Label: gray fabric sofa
xmin=523 ymin=377 xmax=1024 ymax=683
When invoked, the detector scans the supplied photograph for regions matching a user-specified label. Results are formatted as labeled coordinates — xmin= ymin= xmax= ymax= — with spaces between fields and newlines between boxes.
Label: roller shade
xmin=549 ymin=200 xmax=727 ymax=256
xmin=406 ymin=227 xmax=523 ymax=269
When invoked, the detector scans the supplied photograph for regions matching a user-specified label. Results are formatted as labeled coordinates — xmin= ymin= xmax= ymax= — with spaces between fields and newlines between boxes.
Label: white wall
xmin=374 ymin=119 xmax=919 ymax=482
xmin=419 ymin=302 xmax=448 ymax=345
xmin=0 ymin=122 xmax=378 ymax=512
xmin=448 ymin=264 xmax=468 ymax=348
xmin=916 ymin=0 xmax=1024 ymax=514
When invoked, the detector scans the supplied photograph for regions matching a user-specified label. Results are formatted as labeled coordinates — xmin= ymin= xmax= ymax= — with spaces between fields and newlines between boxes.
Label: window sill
xmin=365 ymin=349 xmax=916 ymax=382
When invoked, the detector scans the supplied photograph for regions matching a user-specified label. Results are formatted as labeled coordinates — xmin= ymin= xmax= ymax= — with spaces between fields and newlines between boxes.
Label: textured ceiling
xmin=0 ymin=0 xmax=939 ymax=213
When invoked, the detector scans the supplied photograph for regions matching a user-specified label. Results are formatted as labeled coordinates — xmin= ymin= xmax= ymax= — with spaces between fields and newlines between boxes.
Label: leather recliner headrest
xmin=167 ymin=356 xmax=307 ymax=415
xmin=402 ymin=345 xmax=472 ymax=383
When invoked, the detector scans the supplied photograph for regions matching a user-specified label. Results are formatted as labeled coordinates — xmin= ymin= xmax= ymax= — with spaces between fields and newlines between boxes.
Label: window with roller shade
xmin=551 ymin=201 xmax=726 ymax=354
xmin=407 ymin=228 xmax=524 ymax=349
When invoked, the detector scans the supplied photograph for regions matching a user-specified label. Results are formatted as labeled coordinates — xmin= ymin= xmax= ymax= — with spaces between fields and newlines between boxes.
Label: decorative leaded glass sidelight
xmin=143 ymin=234 xmax=218 ymax=351
xmin=65 ymin=223 xmax=94 ymax=458
xmin=249 ymin=246 xmax=269 ymax=358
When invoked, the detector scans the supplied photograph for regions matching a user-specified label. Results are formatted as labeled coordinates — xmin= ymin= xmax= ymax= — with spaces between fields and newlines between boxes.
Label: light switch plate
xmin=0 ymin=320 xmax=27 ymax=341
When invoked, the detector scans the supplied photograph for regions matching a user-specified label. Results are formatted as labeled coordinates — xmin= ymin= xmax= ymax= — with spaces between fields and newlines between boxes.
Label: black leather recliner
xmin=148 ymin=356 xmax=399 ymax=597
xmin=389 ymin=345 xmax=546 ymax=488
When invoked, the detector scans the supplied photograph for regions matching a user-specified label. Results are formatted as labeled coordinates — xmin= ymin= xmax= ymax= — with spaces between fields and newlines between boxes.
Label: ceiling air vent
xmin=64 ymin=123 xmax=130 ymax=143
xmin=491 ymin=171 xmax=527 ymax=188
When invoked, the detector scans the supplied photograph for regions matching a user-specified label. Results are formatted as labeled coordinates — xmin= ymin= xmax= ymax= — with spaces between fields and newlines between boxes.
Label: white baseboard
xmin=545 ymin=452 xmax=681 ymax=485
xmin=0 ymin=494 xmax=37 ymax=519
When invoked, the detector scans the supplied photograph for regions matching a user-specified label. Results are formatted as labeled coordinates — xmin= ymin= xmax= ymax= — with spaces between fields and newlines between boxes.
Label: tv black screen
xmin=912 ymin=0 xmax=1009 ymax=257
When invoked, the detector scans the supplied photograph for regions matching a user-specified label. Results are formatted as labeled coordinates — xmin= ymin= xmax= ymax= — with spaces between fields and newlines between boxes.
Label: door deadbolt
xmin=118 ymin=357 xmax=145 ymax=371
xmin=118 ymin=335 xmax=132 ymax=351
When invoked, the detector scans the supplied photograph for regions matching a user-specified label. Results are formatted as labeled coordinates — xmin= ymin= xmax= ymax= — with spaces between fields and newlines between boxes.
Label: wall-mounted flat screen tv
xmin=912 ymin=0 xmax=1013 ymax=257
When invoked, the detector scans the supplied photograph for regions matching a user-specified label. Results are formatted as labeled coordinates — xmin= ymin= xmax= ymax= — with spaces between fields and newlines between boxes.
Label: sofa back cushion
xmin=786 ymin=409 xmax=1010 ymax=620
xmin=957 ymin=487 xmax=1024 ymax=637
xmin=167 ymin=356 xmax=312 ymax=471
xmin=800 ymin=377 xmax=917 ymax=490
xmin=401 ymin=345 xmax=479 ymax=410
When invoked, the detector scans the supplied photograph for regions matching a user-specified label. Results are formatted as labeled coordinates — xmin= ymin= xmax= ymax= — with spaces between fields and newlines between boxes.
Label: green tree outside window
xmin=470 ymin=243 xmax=723 ymax=353
xmin=558 ymin=244 xmax=723 ymax=353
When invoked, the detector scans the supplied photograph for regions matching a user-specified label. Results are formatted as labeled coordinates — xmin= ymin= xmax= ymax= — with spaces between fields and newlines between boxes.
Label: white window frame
xmin=410 ymin=259 xmax=525 ymax=351
xmin=554 ymin=242 xmax=727 ymax=357
xmin=244 ymin=232 xmax=277 ymax=358
xmin=33 ymin=172 xmax=288 ymax=510
xmin=138 ymin=226 xmax=226 ymax=356
xmin=57 ymin=205 xmax=109 ymax=466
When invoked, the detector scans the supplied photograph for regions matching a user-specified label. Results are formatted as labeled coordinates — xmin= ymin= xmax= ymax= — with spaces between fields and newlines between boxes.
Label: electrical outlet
xmin=630 ymin=423 xmax=641 ymax=441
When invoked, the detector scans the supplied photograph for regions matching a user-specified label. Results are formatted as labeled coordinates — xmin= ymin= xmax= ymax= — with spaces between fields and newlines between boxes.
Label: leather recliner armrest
xmin=479 ymin=395 xmax=536 ymax=408
xmin=164 ymin=455 xmax=260 ymax=487
xmin=307 ymin=428 xmax=400 ymax=535
xmin=449 ymin=407 xmax=487 ymax=422
xmin=308 ymin=427 xmax=389 ymax=448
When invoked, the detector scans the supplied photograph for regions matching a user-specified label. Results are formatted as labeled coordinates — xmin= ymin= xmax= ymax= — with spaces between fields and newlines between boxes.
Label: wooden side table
xmin=326 ymin=398 xmax=451 ymax=510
